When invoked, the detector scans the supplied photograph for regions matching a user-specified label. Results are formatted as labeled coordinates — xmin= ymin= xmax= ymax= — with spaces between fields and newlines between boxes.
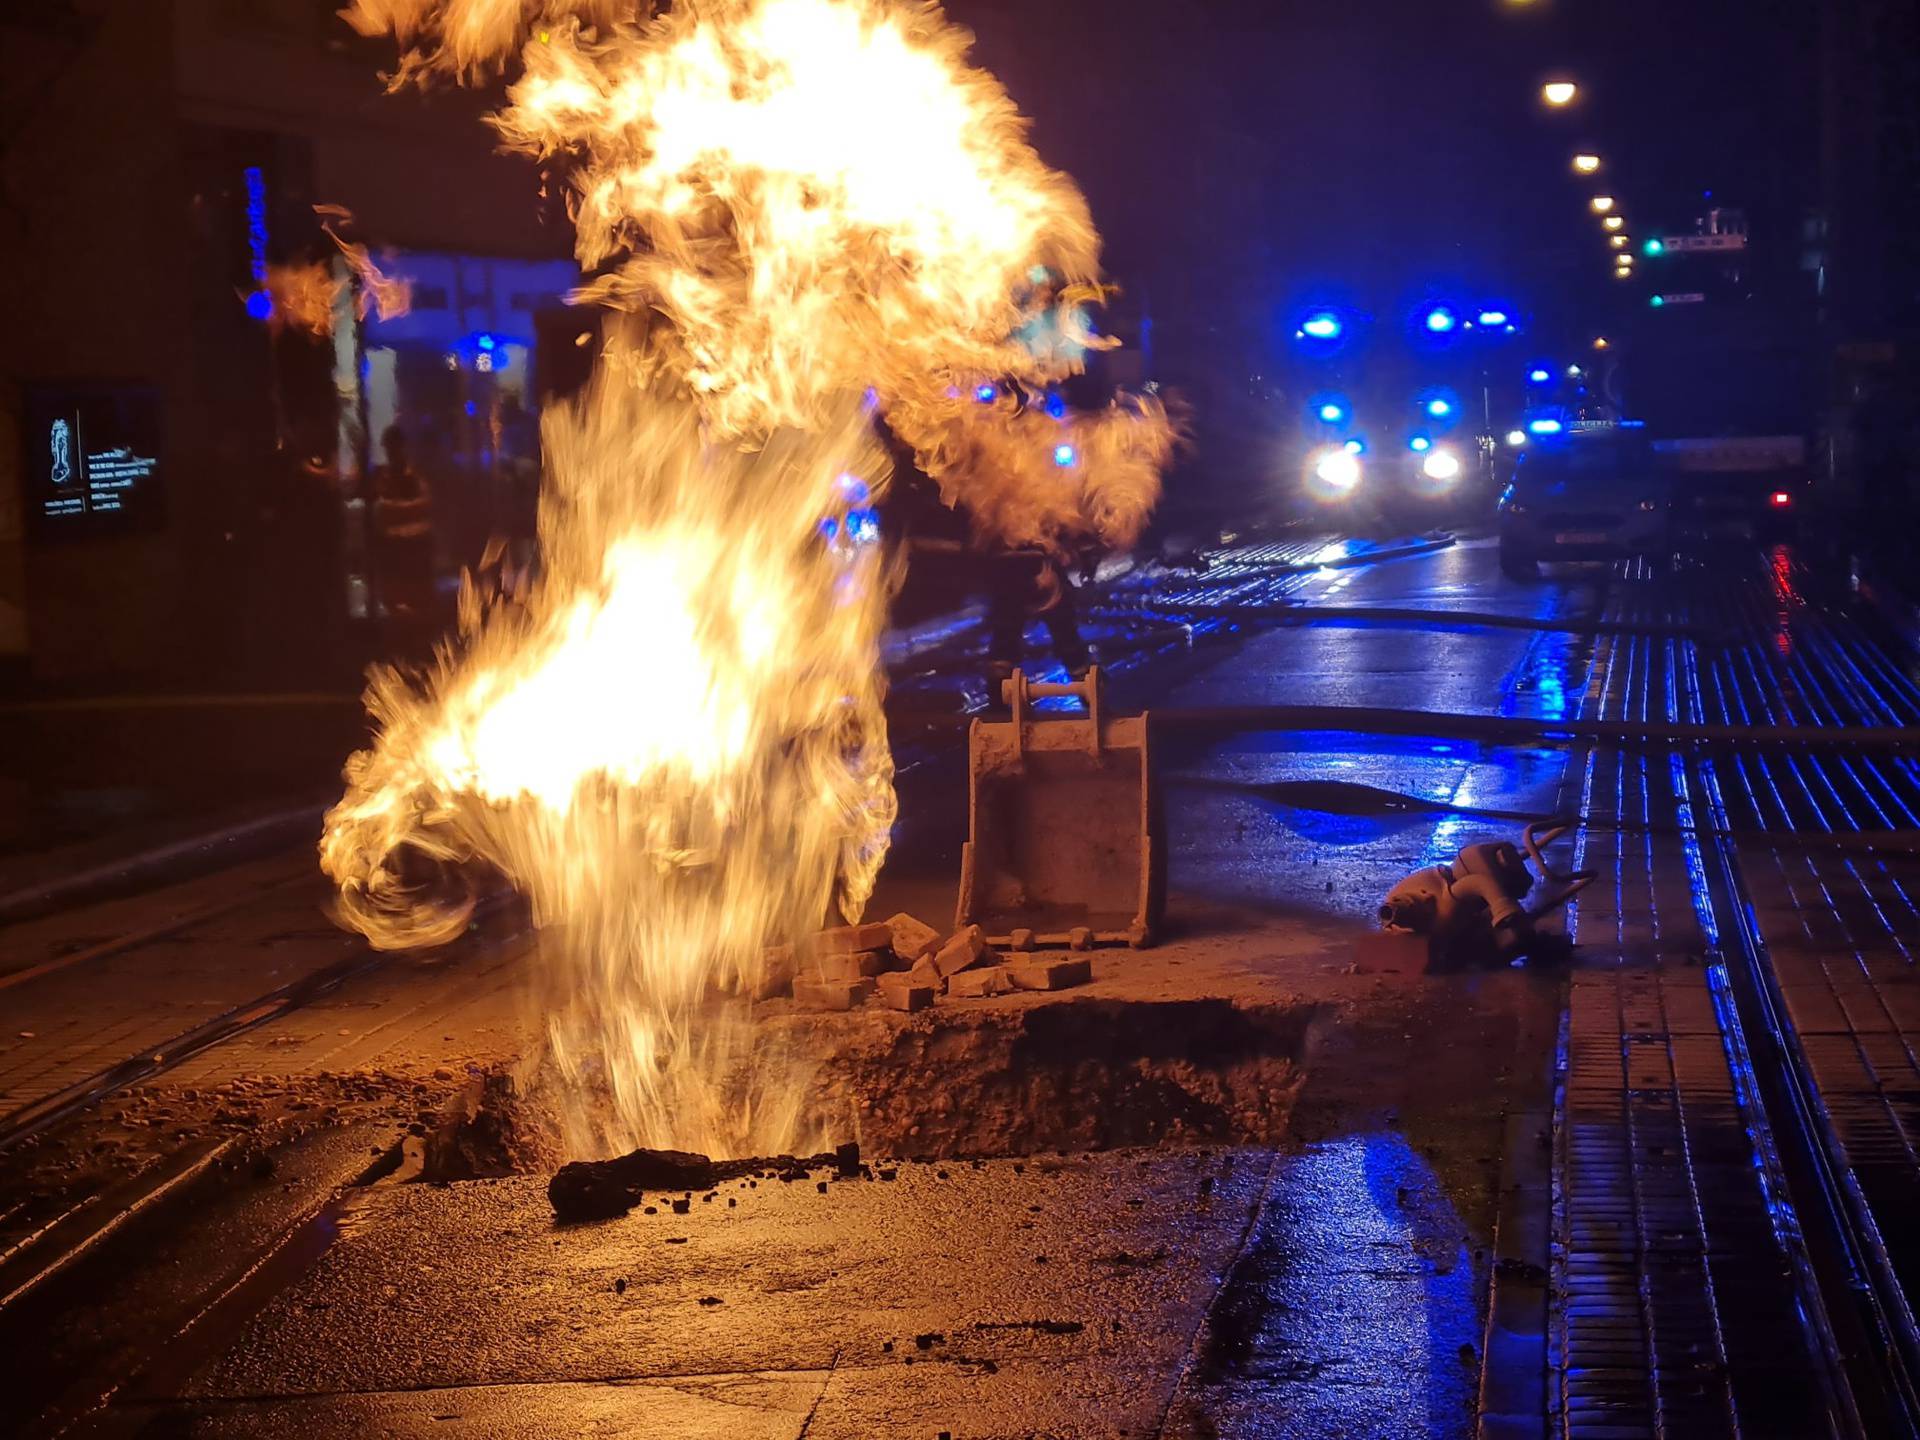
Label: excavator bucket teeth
xmin=957 ymin=668 xmax=1163 ymax=948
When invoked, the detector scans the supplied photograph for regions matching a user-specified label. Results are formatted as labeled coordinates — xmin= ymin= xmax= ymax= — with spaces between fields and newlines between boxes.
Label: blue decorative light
xmin=1477 ymin=310 xmax=1509 ymax=327
xmin=974 ymin=382 xmax=998 ymax=403
xmin=1043 ymin=392 xmax=1066 ymax=420
xmin=1301 ymin=312 xmax=1343 ymax=340
xmin=838 ymin=472 xmax=871 ymax=503
xmin=1053 ymin=443 xmax=1077 ymax=467
xmin=846 ymin=508 xmax=881 ymax=545
xmin=1426 ymin=398 xmax=1453 ymax=418
xmin=1409 ymin=436 xmax=1432 ymax=453
xmin=1528 ymin=418 xmax=1565 ymax=436
xmin=476 ymin=333 xmax=497 ymax=352
xmin=1528 ymin=367 xmax=1552 ymax=384
xmin=1318 ymin=402 xmax=1346 ymax=424
xmin=1343 ymin=438 xmax=1366 ymax=455
xmin=245 ymin=290 xmax=274 ymax=322
xmin=1424 ymin=306 xmax=1458 ymax=334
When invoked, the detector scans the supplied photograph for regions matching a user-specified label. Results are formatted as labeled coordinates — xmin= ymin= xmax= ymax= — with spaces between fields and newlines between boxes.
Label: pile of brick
xmin=778 ymin=915 xmax=1094 ymax=1013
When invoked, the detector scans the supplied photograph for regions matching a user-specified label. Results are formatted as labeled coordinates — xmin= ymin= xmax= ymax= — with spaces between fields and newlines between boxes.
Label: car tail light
xmin=1770 ymin=491 xmax=1792 ymax=508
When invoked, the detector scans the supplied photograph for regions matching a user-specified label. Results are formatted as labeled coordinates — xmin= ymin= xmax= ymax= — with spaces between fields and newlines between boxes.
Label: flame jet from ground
xmin=325 ymin=0 xmax=1172 ymax=1156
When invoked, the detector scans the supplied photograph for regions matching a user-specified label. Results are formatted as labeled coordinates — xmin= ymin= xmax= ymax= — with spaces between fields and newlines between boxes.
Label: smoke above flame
xmin=325 ymin=0 xmax=1169 ymax=1156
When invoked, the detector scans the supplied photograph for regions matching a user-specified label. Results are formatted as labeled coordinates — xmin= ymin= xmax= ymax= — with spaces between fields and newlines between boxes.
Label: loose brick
xmin=908 ymin=956 xmax=943 ymax=992
xmin=933 ymin=924 xmax=992 ymax=979
xmin=876 ymin=974 xmax=936 ymax=1012
xmin=1067 ymin=926 xmax=1095 ymax=952
xmin=1007 ymin=927 xmax=1037 ymax=952
xmin=948 ymin=965 xmax=1014 ymax=999
xmin=818 ymin=922 xmax=893 ymax=954
xmin=1008 ymin=957 xmax=1092 ymax=991
xmin=753 ymin=945 xmax=796 ymax=1001
xmin=885 ymin=912 xmax=942 ymax=964
xmin=792 ymin=977 xmax=876 ymax=1011
xmin=810 ymin=949 xmax=887 ymax=982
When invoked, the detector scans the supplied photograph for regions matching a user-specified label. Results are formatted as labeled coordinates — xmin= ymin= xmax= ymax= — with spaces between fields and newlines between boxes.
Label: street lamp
xmin=1609 ymin=235 xmax=1628 ymax=249
xmin=1592 ymin=337 xmax=1610 ymax=350
xmin=1603 ymin=215 xmax=1624 ymax=231
xmin=1643 ymin=238 xmax=1666 ymax=256
xmin=1591 ymin=196 xmax=1615 ymax=214
xmin=1573 ymin=153 xmax=1602 ymax=174
xmin=1542 ymin=80 xmax=1578 ymax=106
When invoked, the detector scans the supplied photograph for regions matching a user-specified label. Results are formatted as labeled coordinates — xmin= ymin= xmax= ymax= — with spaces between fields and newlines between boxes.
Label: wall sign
xmin=24 ymin=385 xmax=166 ymax=536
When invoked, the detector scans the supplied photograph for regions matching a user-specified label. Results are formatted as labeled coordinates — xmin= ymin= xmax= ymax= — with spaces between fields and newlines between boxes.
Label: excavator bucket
xmin=957 ymin=668 xmax=1162 ymax=948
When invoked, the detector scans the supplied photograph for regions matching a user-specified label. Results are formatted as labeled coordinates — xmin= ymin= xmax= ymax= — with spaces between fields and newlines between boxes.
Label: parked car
xmin=1497 ymin=429 xmax=1672 ymax=579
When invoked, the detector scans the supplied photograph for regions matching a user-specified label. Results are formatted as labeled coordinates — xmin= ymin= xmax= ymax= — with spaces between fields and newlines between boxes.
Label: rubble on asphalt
xmin=781 ymin=914 xmax=1092 ymax=1014
xmin=548 ymin=1140 xmax=860 ymax=1222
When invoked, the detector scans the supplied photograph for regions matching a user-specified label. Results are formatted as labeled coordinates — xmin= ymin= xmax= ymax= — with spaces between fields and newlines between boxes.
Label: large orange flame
xmin=326 ymin=0 xmax=1169 ymax=1155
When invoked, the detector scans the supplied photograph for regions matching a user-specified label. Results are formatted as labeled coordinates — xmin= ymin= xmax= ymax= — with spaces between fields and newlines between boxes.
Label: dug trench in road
xmin=0 ymin=535 xmax=1611 ymax=1439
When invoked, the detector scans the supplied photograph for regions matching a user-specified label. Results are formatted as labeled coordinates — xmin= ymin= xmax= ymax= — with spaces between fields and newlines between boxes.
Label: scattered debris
xmin=550 ymin=1149 xmax=721 ymax=1222
xmin=1007 ymin=957 xmax=1093 ymax=992
xmin=817 ymin=922 xmax=893 ymax=955
xmin=876 ymin=973 xmax=936 ymax=1012
xmin=885 ymin=912 xmax=941 ymax=964
xmin=932 ymin=925 xmax=992 ymax=980
xmin=548 ymin=1144 xmax=855 ymax=1221
xmin=812 ymin=949 xmax=887 ymax=982
xmin=792 ymin=976 xmax=876 ymax=1011
xmin=753 ymin=944 xmax=796 ymax=1000
xmin=949 ymin=965 xmax=1014 ymax=999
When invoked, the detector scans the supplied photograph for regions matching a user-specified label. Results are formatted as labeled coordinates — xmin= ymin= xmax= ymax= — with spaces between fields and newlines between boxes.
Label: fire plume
xmin=325 ymin=0 xmax=1169 ymax=1156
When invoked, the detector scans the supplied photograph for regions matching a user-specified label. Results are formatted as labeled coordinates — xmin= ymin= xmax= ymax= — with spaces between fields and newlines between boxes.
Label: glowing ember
xmin=325 ymin=0 xmax=1170 ymax=1157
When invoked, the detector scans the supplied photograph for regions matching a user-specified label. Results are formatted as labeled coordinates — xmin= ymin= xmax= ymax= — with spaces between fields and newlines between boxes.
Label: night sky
xmin=951 ymin=0 xmax=1819 ymax=366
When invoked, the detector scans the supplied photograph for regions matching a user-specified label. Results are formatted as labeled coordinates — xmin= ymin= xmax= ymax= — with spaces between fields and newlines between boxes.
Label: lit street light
xmin=1643 ymin=238 xmax=1666 ymax=256
xmin=1609 ymin=235 xmax=1628 ymax=249
xmin=1592 ymin=337 xmax=1610 ymax=350
xmin=1603 ymin=215 xmax=1624 ymax=231
xmin=1542 ymin=80 xmax=1578 ymax=106
xmin=1573 ymin=153 xmax=1602 ymax=174
xmin=1591 ymin=196 xmax=1615 ymax=214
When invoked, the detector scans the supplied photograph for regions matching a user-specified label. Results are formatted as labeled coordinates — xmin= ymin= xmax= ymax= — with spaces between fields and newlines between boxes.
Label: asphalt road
xmin=4 ymin=534 xmax=1917 ymax=1439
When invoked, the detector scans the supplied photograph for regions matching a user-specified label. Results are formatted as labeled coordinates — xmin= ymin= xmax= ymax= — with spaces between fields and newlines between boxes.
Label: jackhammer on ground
xmin=1378 ymin=822 xmax=1594 ymax=967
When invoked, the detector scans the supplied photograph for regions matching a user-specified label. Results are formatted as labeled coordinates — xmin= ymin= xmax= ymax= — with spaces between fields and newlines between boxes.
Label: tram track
xmin=1584 ymin=550 xmax=1920 ymax=1438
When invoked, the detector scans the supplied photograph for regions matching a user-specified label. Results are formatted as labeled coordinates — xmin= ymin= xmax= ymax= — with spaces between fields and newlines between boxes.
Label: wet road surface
xmin=4 ymin=535 xmax=1919 ymax=1437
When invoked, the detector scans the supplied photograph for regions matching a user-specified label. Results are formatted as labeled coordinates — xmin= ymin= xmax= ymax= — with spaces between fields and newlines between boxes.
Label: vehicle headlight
xmin=1421 ymin=448 xmax=1462 ymax=482
xmin=1312 ymin=447 xmax=1363 ymax=492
